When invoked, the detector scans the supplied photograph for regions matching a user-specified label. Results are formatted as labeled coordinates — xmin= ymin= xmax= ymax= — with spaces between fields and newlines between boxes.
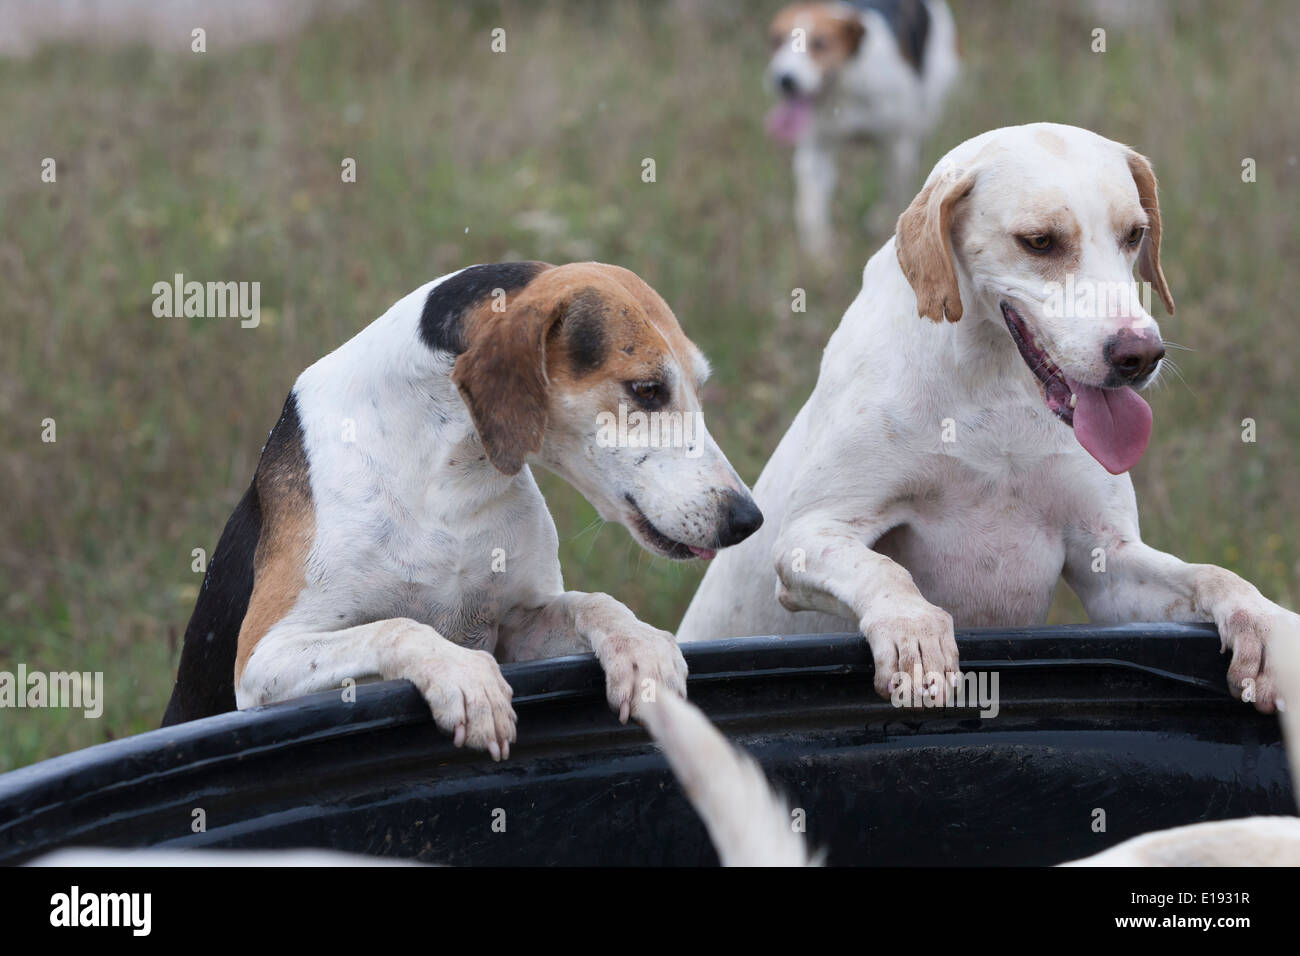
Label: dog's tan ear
xmin=451 ymin=288 xmax=563 ymax=476
xmin=1126 ymin=150 xmax=1175 ymax=315
xmin=895 ymin=166 xmax=976 ymax=322
xmin=833 ymin=9 xmax=866 ymax=54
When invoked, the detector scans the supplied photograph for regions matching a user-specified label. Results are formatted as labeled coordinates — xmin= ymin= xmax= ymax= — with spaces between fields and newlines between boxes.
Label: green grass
xmin=2 ymin=0 xmax=1298 ymax=769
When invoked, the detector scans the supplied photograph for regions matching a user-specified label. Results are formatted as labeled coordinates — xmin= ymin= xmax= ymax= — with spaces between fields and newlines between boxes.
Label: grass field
xmin=2 ymin=0 xmax=1298 ymax=770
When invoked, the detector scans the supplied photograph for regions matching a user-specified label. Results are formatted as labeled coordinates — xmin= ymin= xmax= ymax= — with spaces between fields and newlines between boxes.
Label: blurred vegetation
xmin=1 ymin=0 xmax=1297 ymax=769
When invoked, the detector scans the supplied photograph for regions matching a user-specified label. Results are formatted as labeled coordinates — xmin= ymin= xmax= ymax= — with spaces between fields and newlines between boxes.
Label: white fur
xmin=638 ymin=692 xmax=817 ymax=866
xmin=681 ymin=124 xmax=1300 ymax=714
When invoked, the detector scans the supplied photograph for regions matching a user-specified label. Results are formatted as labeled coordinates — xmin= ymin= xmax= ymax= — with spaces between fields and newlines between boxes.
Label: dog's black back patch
xmin=851 ymin=0 xmax=931 ymax=73
xmin=419 ymin=261 xmax=549 ymax=354
xmin=161 ymin=392 xmax=305 ymax=726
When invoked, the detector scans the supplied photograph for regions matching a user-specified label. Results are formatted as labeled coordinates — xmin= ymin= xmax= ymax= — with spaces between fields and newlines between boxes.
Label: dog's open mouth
xmin=1001 ymin=302 xmax=1075 ymax=424
xmin=765 ymin=94 xmax=815 ymax=145
xmin=1001 ymin=301 xmax=1153 ymax=475
xmin=624 ymin=495 xmax=715 ymax=561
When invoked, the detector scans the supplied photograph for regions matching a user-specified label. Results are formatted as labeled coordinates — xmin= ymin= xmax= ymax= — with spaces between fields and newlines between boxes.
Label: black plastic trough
xmin=0 ymin=624 xmax=1293 ymax=866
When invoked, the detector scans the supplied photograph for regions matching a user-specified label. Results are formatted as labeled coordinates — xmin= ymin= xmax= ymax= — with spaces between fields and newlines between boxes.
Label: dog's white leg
xmin=499 ymin=591 xmax=688 ymax=722
xmin=793 ymin=139 xmax=837 ymax=259
xmin=238 ymin=618 xmax=516 ymax=758
xmin=772 ymin=518 xmax=960 ymax=703
xmin=1066 ymin=539 xmax=1300 ymax=713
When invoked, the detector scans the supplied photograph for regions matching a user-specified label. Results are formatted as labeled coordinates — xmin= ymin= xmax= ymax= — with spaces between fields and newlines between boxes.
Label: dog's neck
xmin=295 ymin=286 xmax=525 ymax=504
xmin=857 ymin=239 xmax=1046 ymax=407
xmin=883 ymin=244 xmax=1034 ymax=390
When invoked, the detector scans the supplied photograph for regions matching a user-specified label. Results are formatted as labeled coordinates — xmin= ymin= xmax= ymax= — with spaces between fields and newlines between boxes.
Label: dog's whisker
xmin=579 ymin=518 xmax=609 ymax=562
xmin=1158 ymin=358 xmax=1196 ymax=398
xmin=572 ymin=515 xmax=605 ymax=539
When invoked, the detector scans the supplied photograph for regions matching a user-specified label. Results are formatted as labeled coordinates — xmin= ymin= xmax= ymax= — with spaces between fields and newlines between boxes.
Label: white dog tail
xmin=638 ymin=692 xmax=816 ymax=867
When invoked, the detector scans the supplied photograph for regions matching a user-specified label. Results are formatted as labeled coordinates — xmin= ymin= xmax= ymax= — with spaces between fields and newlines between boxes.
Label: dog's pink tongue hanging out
xmin=1067 ymin=379 xmax=1153 ymax=475
xmin=765 ymin=97 xmax=814 ymax=144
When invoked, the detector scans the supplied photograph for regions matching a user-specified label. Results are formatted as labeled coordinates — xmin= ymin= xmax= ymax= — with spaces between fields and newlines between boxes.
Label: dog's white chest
xmin=353 ymin=481 xmax=558 ymax=651
xmin=300 ymin=389 xmax=561 ymax=653
xmin=877 ymin=496 xmax=1066 ymax=626
xmin=875 ymin=416 xmax=1079 ymax=626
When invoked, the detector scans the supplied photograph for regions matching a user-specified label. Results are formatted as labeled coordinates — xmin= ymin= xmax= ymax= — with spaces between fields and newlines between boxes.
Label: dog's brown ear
xmin=833 ymin=11 xmax=866 ymax=54
xmin=895 ymin=166 xmax=976 ymax=322
xmin=1126 ymin=150 xmax=1175 ymax=315
xmin=451 ymin=285 xmax=563 ymax=476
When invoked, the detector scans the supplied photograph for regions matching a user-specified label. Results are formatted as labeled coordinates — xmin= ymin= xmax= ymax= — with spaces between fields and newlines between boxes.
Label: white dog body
xmin=681 ymin=124 xmax=1298 ymax=713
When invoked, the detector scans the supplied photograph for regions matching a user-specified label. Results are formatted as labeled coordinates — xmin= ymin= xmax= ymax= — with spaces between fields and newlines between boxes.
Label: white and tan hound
xmin=765 ymin=0 xmax=959 ymax=256
xmin=681 ymin=123 xmax=1300 ymax=715
xmin=162 ymin=261 xmax=763 ymax=760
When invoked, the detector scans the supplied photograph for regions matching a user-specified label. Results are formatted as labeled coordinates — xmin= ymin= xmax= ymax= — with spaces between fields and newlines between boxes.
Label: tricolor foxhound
xmin=162 ymin=261 xmax=763 ymax=760
xmin=765 ymin=0 xmax=959 ymax=256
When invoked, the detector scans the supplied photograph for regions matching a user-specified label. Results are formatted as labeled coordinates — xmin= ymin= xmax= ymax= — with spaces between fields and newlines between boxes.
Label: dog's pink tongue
xmin=765 ymin=97 xmax=813 ymax=145
xmin=1068 ymin=380 xmax=1153 ymax=475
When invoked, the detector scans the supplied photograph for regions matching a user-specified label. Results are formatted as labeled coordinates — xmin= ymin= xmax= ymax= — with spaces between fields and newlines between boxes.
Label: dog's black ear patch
xmin=563 ymin=288 xmax=609 ymax=376
xmin=420 ymin=261 xmax=549 ymax=354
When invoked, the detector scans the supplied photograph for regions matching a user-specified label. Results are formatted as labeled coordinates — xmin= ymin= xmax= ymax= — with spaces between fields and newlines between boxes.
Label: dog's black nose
xmin=778 ymin=73 xmax=798 ymax=95
xmin=1104 ymin=329 xmax=1165 ymax=384
xmin=716 ymin=491 xmax=764 ymax=548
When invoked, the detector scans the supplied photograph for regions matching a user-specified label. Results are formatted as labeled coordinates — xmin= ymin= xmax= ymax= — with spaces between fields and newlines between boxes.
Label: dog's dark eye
xmin=770 ymin=33 xmax=783 ymax=51
xmin=1020 ymin=234 xmax=1054 ymax=253
xmin=811 ymin=35 xmax=829 ymax=52
xmin=627 ymin=381 xmax=666 ymax=407
xmin=1124 ymin=225 xmax=1145 ymax=247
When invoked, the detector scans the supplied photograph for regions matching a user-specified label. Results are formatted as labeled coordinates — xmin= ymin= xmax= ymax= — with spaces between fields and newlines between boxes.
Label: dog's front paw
xmin=1219 ymin=603 xmax=1300 ymax=713
xmin=408 ymin=645 xmax=516 ymax=760
xmin=862 ymin=604 xmax=961 ymax=706
xmin=594 ymin=625 xmax=689 ymax=723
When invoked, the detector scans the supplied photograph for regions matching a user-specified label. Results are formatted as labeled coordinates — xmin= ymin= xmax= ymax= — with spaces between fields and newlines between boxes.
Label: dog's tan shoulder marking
xmin=234 ymin=397 xmax=316 ymax=684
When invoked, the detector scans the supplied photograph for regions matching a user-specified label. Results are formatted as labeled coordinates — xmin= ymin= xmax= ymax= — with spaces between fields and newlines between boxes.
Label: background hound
xmin=680 ymin=123 xmax=1300 ymax=714
xmin=162 ymin=261 xmax=763 ymax=760
xmin=765 ymin=0 xmax=959 ymax=256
